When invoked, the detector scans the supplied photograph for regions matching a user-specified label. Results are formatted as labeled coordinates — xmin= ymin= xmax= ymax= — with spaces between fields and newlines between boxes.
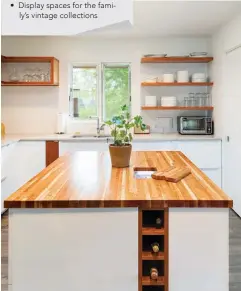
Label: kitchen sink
xmin=93 ymin=135 xmax=111 ymax=138
xmin=72 ymin=134 xmax=111 ymax=139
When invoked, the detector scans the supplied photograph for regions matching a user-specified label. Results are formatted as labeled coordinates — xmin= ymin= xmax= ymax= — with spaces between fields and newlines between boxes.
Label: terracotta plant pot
xmin=109 ymin=144 xmax=132 ymax=168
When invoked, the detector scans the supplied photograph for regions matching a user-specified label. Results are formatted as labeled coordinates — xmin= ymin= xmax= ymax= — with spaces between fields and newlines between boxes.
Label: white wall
xmin=211 ymin=13 xmax=241 ymax=215
xmin=211 ymin=13 xmax=241 ymax=136
xmin=1 ymin=36 xmax=211 ymax=134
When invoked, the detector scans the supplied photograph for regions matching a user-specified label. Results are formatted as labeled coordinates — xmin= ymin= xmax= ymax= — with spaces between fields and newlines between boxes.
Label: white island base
xmin=8 ymin=208 xmax=229 ymax=291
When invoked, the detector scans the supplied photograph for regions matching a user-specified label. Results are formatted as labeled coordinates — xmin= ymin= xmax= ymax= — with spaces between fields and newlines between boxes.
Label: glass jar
xmin=9 ymin=67 xmax=20 ymax=82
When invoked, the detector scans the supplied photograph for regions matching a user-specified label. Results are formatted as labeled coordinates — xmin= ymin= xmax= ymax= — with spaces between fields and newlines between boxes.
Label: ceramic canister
xmin=177 ymin=70 xmax=189 ymax=82
xmin=145 ymin=96 xmax=157 ymax=106
xmin=163 ymin=73 xmax=174 ymax=83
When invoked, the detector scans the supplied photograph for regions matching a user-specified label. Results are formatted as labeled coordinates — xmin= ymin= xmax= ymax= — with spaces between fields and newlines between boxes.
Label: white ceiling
xmin=81 ymin=1 xmax=241 ymax=38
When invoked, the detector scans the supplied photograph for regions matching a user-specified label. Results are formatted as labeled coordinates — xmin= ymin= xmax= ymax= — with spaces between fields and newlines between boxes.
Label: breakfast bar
xmin=4 ymin=151 xmax=233 ymax=291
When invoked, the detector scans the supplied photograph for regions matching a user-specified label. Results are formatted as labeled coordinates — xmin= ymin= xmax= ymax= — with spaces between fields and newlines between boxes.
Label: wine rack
xmin=139 ymin=209 xmax=168 ymax=291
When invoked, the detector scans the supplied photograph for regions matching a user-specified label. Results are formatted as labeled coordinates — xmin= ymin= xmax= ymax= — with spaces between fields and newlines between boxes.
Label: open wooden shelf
xmin=1 ymin=56 xmax=59 ymax=87
xmin=141 ymin=106 xmax=214 ymax=111
xmin=142 ymin=227 xmax=165 ymax=235
xmin=142 ymin=251 xmax=165 ymax=260
xmin=141 ymin=56 xmax=213 ymax=63
xmin=141 ymin=82 xmax=213 ymax=87
xmin=142 ymin=276 xmax=165 ymax=286
xmin=1 ymin=82 xmax=59 ymax=87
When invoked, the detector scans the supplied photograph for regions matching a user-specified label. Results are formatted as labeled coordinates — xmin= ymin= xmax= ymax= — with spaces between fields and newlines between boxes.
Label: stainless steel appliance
xmin=177 ymin=116 xmax=213 ymax=135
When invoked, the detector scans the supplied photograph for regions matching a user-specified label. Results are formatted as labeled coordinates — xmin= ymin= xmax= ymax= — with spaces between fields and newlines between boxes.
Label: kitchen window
xmin=70 ymin=63 xmax=131 ymax=121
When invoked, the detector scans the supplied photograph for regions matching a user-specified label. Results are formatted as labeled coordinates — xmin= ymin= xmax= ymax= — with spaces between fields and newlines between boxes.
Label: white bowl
xmin=192 ymin=78 xmax=207 ymax=83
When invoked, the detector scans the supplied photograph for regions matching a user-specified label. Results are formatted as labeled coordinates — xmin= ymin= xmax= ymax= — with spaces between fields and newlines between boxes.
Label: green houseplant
xmin=105 ymin=105 xmax=146 ymax=168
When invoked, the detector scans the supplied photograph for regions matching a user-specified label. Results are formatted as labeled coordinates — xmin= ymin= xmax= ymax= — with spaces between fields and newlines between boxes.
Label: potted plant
xmin=105 ymin=105 xmax=146 ymax=168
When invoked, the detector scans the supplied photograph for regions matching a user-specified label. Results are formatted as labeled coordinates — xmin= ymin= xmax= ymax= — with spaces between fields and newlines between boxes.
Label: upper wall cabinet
xmin=1 ymin=56 xmax=59 ymax=86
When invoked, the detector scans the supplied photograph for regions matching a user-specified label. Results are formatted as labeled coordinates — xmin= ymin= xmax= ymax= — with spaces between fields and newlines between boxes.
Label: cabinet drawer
xmin=175 ymin=141 xmax=221 ymax=169
xmin=59 ymin=141 xmax=109 ymax=155
xmin=132 ymin=141 xmax=174 ymax=151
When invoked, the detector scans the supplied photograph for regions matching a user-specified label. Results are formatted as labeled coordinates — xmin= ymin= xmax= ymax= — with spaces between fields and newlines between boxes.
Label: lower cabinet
xmin=132 ymin=141 xmax=174 ymax=151
xmin=59 ymin=141 xmax=109 ymax=155
xmin=9 ymin=208 xmax=138 ymax=291
xmin=1 ymin=141 xmax=45 ymax=213
xmin=173 ymin=140 xmax=222 ymax=188
xmin=203 ymin=169 xmax=222 ymax=188
xmin=173 ymin=141 xmax=222 ymax=169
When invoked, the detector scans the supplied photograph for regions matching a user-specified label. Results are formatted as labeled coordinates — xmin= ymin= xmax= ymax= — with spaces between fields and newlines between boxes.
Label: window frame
xmin=70 ymin=62 xmax=131 ymax=122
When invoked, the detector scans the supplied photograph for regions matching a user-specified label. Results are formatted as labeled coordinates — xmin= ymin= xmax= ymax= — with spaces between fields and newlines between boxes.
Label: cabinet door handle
xmin=226 ymin=136 xmax=230 ymax=142
xmin=1 ymin=176 xmax=7 ymax=183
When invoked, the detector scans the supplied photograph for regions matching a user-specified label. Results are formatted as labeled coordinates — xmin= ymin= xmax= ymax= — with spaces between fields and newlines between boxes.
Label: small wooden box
xmin=134 ymin=125 xmax=150 ymax=134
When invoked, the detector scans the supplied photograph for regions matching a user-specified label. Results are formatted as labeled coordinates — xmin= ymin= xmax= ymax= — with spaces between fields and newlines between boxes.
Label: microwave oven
xmin=177 ymin=116 xmax=213 ymax=135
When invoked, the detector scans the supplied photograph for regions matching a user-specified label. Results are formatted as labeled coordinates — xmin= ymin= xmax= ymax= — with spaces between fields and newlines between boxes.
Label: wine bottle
xmin=151 ymin=242 xmax=160 ymax=253
xmin=150 ymin=268 xmax=158 ymax=280
xmin=156 ymin=217 xmax=162 ymax=229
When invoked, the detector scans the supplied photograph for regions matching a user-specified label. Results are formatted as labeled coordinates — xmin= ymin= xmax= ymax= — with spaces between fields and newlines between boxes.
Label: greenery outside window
xmin=70 ymin=63 xmax=131 ymax=121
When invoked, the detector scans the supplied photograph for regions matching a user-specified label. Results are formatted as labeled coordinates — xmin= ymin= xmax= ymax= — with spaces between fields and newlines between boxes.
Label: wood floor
xmin=1 ymin=209 xmax=241 ymax=291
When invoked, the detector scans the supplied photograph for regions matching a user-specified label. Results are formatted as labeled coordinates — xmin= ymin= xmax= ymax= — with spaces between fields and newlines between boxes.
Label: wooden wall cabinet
xmin=46 ymin=141 xmax=59 ymax=167
xmin=1 ymin=56 xmax=59 ymax=86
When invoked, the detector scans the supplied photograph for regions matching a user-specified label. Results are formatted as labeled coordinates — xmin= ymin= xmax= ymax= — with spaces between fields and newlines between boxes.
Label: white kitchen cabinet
xmin=1 ymin=141 xmax=45 ymax=213
xmin=173 ymin=141 xmax=222 ymax=169
xmin=132 ymin=141 xmax=174 ymax=151
xmin=59 ymin=141 xmax=109 ymax=156
xmin=10 ymin=208 xmax=138 ymax=291
xmin=203 ymin=169 xmax=222 ymax=188
xmin=172 ymin=140 xmax=222 ymax=188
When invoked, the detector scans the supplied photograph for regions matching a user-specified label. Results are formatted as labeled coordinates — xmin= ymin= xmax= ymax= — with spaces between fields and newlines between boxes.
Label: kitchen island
xmin=5 ymin=151 xmax=232 ymax=291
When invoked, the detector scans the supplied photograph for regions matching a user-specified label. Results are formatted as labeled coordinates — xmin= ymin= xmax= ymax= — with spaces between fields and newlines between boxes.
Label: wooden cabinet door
xmin=46 ymin=141 xmax=59 ymax=167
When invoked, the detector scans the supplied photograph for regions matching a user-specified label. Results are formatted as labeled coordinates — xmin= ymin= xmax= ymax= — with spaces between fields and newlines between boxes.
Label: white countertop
xmin=1 ymin=133 xmax=222 ymax=148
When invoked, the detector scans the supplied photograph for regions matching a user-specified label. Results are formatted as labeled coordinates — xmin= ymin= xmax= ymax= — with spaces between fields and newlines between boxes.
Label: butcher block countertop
xmin=4 ymin=151 xmax=232 ymax=209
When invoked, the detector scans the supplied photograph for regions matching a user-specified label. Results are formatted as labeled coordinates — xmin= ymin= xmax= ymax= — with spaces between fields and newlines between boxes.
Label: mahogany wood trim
xmin=142 ymin=227 xmax=165 ymax=235
xmin=142 ymin=251 xmax=164 ymax=260
xmin=50 ymin=59 xmax=54 ymax=84
xmin=141 ymin=56 xmax=213 ymax=63
xmin=1 ymin=56 xmax=57 ymax=63
xmin=142 ymin=276 xmax=165 ymax=286
xmin=45 ymin=141 xmax=59 ymax=167
xmin=141 ymin=106 xmax=214 ymax=111
xmin=138 ymin=209 xmax=142 ymax=291
xmin=141 ymin=82 xmax=214 ymax=87
xmin=1 ymin=82 xmax=58 ymax=87
xmin=164 ymin=208 xmax=169 ymax=291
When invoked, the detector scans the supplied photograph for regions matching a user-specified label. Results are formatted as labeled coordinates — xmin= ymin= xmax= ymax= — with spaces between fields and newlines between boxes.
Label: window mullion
xmin=101 ymin=63 xmax=105 ymax=122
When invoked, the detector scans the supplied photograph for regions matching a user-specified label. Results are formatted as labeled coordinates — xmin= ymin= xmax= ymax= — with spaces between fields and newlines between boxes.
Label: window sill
xmin=68 ymin=118 xmax=100 ymax=124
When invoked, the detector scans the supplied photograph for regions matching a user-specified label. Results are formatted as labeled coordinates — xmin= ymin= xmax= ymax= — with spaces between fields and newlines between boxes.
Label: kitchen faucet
xmin=89 ymin=116 xmax=105 ymax=136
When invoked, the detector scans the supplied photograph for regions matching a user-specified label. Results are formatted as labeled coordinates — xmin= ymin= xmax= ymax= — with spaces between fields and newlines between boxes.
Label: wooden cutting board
xmin=151 ymin=166 xmax=191 ymax=183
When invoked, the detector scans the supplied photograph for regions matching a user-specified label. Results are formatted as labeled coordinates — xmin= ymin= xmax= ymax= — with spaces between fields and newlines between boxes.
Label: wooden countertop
xmin=4 ymin=151 xmax=233 ymax=209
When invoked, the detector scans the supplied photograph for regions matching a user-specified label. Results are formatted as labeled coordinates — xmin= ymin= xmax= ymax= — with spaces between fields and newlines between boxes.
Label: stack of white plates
xmin=192 ymin=73 xmax=207 ymax=82
xmin=161 ymin=96 xmax=177 ymax=106
xmin=145 ymin=96 xmax=157 ymax=106
xmin=189 ymin=52 xmax=208 ymax=57
xmin=144 ymin=77 xmax=157 ymax=83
